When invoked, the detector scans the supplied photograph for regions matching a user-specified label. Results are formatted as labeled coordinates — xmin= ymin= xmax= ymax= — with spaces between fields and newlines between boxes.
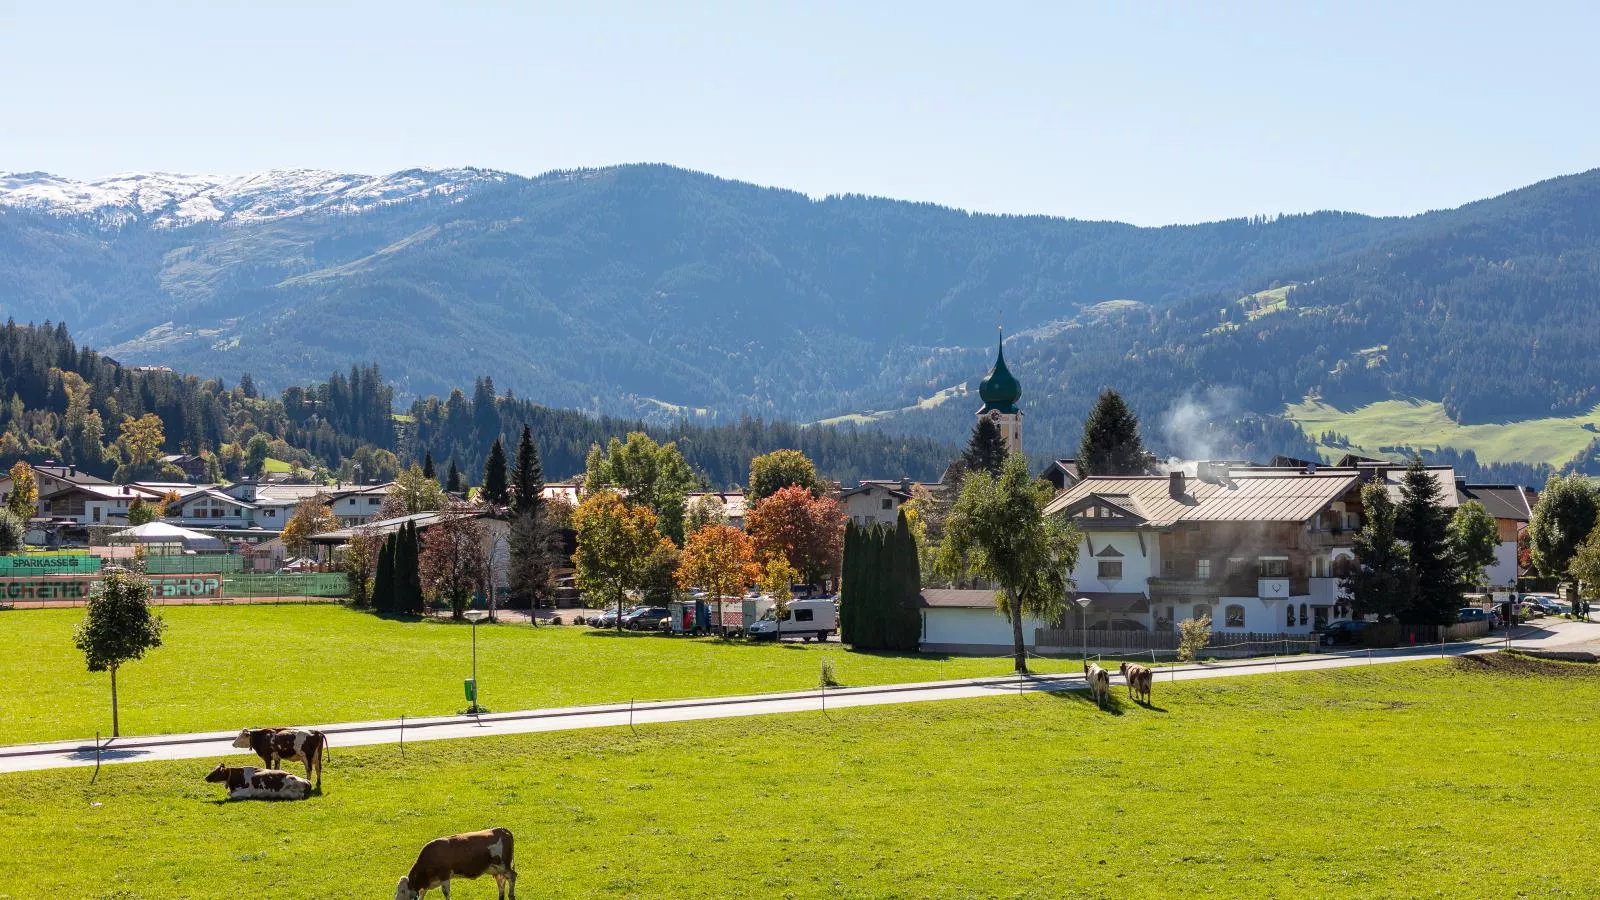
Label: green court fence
xmin=144 ymin=554 xmax=247 ymax=574
xmin=220 ymin=573 xmax=348 ymax=597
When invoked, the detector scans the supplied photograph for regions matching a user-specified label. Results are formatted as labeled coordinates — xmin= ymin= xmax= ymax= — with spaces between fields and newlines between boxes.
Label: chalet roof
xmin=1045 ymin=469 xmax=1362 ymax=527
xmin=840 ymin=483 xmax=911 ymax=501
xmin=176 ymin=489 xmax=257 ymax=510
xmin=1458 ymin=484 xmax=1533 ymax=522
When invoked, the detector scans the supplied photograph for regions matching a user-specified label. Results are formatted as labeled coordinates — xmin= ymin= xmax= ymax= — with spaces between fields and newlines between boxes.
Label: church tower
xmin=977 ymin=332 xmax=1022 ymax=454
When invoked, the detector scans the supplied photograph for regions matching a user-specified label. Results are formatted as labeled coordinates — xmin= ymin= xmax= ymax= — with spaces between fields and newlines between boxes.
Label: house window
xmin=1287 ymin=605 xmax=1295 ymax=628
xmin=369 ymin=497 xmax=381 ymax=506
xmin=92 ymin=507 xmax=101 ymax=523
xmin=1225 ymin=604 xmax=1245 ymax=628
xmin=1299 ymin=603 xmax=1308 ymax=625
xmin=1260 ymin=558 xmax=1288 ymax=577
xmin=881 ymin=498 xmax=892 ymax=510
xmin=1162 ymin=559 xmax=1174 ymax=576
xmin=1097 ymin=560 xmax=1123 ymax=580
xmin=1193 ymin=604 xmax=1211 ymax=622
xmin=1196 ymin=559 xmax=1211 ymax=579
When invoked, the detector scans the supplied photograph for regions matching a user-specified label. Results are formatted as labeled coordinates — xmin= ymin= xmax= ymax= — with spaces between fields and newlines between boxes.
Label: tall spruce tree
xmin=482 ymin=439 xmax=509 ymax=506
xmin=961 ymin=417 xmax=1008 ymax=477
xmin=395 ymin=522 xmax=424 ymax=614
xmin=509 ymin=424 xmax=553 ymax=608
xmin=1395 ymin=457 xmax=1458 ymax=625
xmin=446 ymin=461 xmax=463 ymax=494
xmin=1345 ymin=482 xmax=1408 ymax=621
xmin=422 ymin=451 xmax=435 ymax=480
xmin=1078 ymin=389 xmax=1153 ymax=475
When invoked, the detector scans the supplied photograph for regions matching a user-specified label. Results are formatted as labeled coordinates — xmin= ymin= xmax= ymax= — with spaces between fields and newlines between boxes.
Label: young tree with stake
xmin=73 ymin=570 xmax=166 ymax=737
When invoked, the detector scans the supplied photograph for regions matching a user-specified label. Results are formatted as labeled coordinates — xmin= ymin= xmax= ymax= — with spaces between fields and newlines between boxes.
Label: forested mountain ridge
xmin=5 ymin=162 xmax=1600 ymax=475
xmin=0 ymin=322 xmax=952 ymax=487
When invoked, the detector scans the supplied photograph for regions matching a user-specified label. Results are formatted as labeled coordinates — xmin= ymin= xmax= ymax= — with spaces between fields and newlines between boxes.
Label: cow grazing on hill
xmin=233 ymin=727 xmax=327 ymax=789
xmin=396 ymin=827 xmax=517 ymax=900
xmin=204 ymin=764 xmax=312 ymax=801
xmin=1119 ymin=662 xmax=1153 ymax=705
xmin=1084 ymin=661 xmax=1111 ymax=708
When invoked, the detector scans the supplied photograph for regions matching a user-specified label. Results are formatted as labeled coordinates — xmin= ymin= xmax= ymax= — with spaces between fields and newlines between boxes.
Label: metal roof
xmin=1045 ymin=469 xmax=1362 ymax=527
xmin=1458 ymin=484 xmax=1533 ymax=522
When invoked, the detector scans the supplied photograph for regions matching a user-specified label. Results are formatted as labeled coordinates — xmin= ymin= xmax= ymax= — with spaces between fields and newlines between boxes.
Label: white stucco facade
xmin=841 ymin=484 xmax=906 ymax=528
xmin=1484 ymin=541 xmax=1518 ymax=590
xmin=1070 ymin=531 xmax=1158 ymax=598
xmin=921 ymin=607 xmax=1047 ymax=652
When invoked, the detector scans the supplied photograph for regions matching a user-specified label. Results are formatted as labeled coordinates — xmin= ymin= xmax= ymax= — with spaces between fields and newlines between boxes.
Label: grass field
xmin=2 ymin=657 xmax=1596 ymax=898
xmin=0 ymin=605 xmax=1116 ymax=745
xmin=1285 ymin=396 xmax=1600 ymax=468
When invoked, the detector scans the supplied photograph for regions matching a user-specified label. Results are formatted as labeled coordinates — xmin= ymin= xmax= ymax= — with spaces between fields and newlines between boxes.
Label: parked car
xmin=1317 ymin=620 xmax=1373 ymax=646
xmin=622 ymin=606 xmax=671 ymax=630
xmin=1457 ymin=607 xmax=1500 ymax=629
xmin=588 ymin=609 xmax=625 ymax=628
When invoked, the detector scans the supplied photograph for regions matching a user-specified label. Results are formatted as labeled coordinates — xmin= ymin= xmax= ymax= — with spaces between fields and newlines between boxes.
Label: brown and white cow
xmin=396 ymin=827 xmax=516 ymax=900
xmin=203 ymin=764 xmax=313 ymax=801
xmin=1084 ymin=661 xmax=1111 ymax=709
xmin=232 ymin=728 xmax=327 ymax=789
xmin=1119 ymin=662 xmax=1154 ymax=705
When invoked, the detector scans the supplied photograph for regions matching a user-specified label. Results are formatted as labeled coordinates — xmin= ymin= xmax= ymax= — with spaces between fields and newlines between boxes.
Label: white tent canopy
xmin=108 ymin=521 xmax=226 ymax=553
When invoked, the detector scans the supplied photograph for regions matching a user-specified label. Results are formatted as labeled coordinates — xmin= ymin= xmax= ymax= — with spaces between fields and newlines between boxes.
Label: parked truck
xmin=668 ymin=596 xmax=774 ymax=636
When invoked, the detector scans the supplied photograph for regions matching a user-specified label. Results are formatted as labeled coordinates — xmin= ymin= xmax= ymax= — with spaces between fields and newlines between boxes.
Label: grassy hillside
xmin=3 ymin=658 xmax=1597 ymax=897
xmin=1286 ymin=397 xmax=1600 ymax=468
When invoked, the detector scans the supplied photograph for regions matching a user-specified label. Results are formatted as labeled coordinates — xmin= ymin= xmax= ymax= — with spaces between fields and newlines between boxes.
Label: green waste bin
xmin=463 ymin=678 xmax=476 ymax=702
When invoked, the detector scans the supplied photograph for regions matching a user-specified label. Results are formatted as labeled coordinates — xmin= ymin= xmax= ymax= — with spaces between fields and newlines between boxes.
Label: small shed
xmin=108 ymin=522 xmax=227 ymax=555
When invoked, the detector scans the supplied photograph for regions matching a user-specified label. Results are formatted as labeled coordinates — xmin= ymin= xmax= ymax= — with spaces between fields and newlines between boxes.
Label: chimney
xmin=899 ymin=477 xmax=911 ymax=493
xmin=69 ymin=466 xmax=76 ymax=477
xmin=1169 ymin=471 xmax=1186 ymax=499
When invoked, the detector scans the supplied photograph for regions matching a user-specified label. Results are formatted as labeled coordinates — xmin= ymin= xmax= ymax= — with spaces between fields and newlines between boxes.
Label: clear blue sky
xmin=3 ymin=1 xmax=1598 ymax=225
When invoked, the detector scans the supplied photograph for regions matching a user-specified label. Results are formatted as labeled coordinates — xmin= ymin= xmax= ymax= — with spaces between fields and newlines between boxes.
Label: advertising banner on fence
xmin=0 ymin=554 xmax=103 ymax=577
xmin=0 ymin=577 xmax=96 ymax=600
xmin=145 ymin=575 xmax=223 ymax=599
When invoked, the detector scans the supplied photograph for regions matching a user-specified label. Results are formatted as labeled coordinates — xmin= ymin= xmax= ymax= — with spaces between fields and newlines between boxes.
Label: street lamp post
xmin=1071 ymin=597 xmax=1092 ymax=668
xmin=465 ymin=609 xmax=488 ymax=715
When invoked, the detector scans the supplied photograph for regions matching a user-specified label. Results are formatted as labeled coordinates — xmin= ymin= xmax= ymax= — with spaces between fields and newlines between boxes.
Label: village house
xmin=685 ymin=490 xmax=747 ymax=529
xmin=1043 ymin=464 xmax=1378 ymax=637
xmin=839 ymin=480 xmax=912 ymax=527
xmin=1455 ymin=482 xmax=1533 ymax=591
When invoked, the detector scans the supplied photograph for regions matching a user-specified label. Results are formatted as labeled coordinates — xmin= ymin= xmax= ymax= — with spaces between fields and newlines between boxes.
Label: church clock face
xmin=989 ymin=410 xmax=1004 ymax=422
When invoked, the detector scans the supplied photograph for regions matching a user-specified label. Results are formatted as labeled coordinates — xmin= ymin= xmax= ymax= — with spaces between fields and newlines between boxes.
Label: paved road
xmin=3 ymin=619 xmax=1594 ymax=775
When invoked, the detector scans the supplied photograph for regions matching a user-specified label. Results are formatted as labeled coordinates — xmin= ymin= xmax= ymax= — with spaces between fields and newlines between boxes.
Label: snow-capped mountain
xmin=0 ymin=167 xmax=513 ymax=228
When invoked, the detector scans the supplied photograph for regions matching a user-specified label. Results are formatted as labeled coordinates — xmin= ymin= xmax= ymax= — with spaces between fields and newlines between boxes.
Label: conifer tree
xmin=482 ymin=439 xmax=509 ymax=506
xmin=1078 ymin=389 xmax=1154 ymax=475
xmin=840 ymin=522 xmax=860 ymax=643
xmin=961 ymin=417 xmax=1008 ymax=478
xmin=509 ymin=424 xmax=554 ymax=608
xmin=371 ymin=534 xmax=396 ymax=614
xmin=422 ymin=451 xmax=435 ymax=480
xmin=446 ymin=461 xmax=463 ymax=494
xmin=1345 ymin=482 xmax=1408 ymax=621
xmin=1395 ymin=456 xmax=1458 ymax=625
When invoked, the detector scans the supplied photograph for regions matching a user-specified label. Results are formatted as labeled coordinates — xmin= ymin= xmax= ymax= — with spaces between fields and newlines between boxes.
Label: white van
xmin=747 ymin=598 xmax=837 ymax=642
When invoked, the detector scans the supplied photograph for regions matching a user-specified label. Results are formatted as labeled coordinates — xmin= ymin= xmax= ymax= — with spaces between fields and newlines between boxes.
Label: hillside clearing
xmin=1286 ymin=396 xmax=1600 ymax=468
xmin=2 ymin=660 xmax=1595 ymax=897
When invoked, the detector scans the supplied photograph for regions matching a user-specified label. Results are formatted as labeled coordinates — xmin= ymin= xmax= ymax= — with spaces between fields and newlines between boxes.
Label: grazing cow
xmin=1084 ymin=661 xmax=1111 ymax=708
xmin=203 ymin=764 xmax=312 ymax=801
xmin=396 ymin=827 xmax=516 ymax=900
xmin=233 ymin=727 xmax=328 ymax=789
xmin=1119 ymin=662 xmax=1154 ymax=705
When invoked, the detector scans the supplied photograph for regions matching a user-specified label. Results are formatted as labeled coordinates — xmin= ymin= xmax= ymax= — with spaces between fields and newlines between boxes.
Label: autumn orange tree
xmin=746 ymin=485 xmax=845 ymax=590
xmin=677 ymin=524 xmax=760 ymax=636
xmin=573 ymin=490 xmax=670 ymax=631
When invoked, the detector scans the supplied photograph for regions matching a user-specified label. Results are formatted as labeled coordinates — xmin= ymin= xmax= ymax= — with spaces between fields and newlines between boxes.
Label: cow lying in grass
xmin=396 ymin=827 xmax=516 ymax=899
xmin=1119 ymin=662 xmax=1153 ymax=705
xmin=204 ymin=764 xmax=312 ymax=801
xmin=232 ymin=727 xmax=328 ymax=789
xmin=1084 ymin=661 xmax=1111 ymax=708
